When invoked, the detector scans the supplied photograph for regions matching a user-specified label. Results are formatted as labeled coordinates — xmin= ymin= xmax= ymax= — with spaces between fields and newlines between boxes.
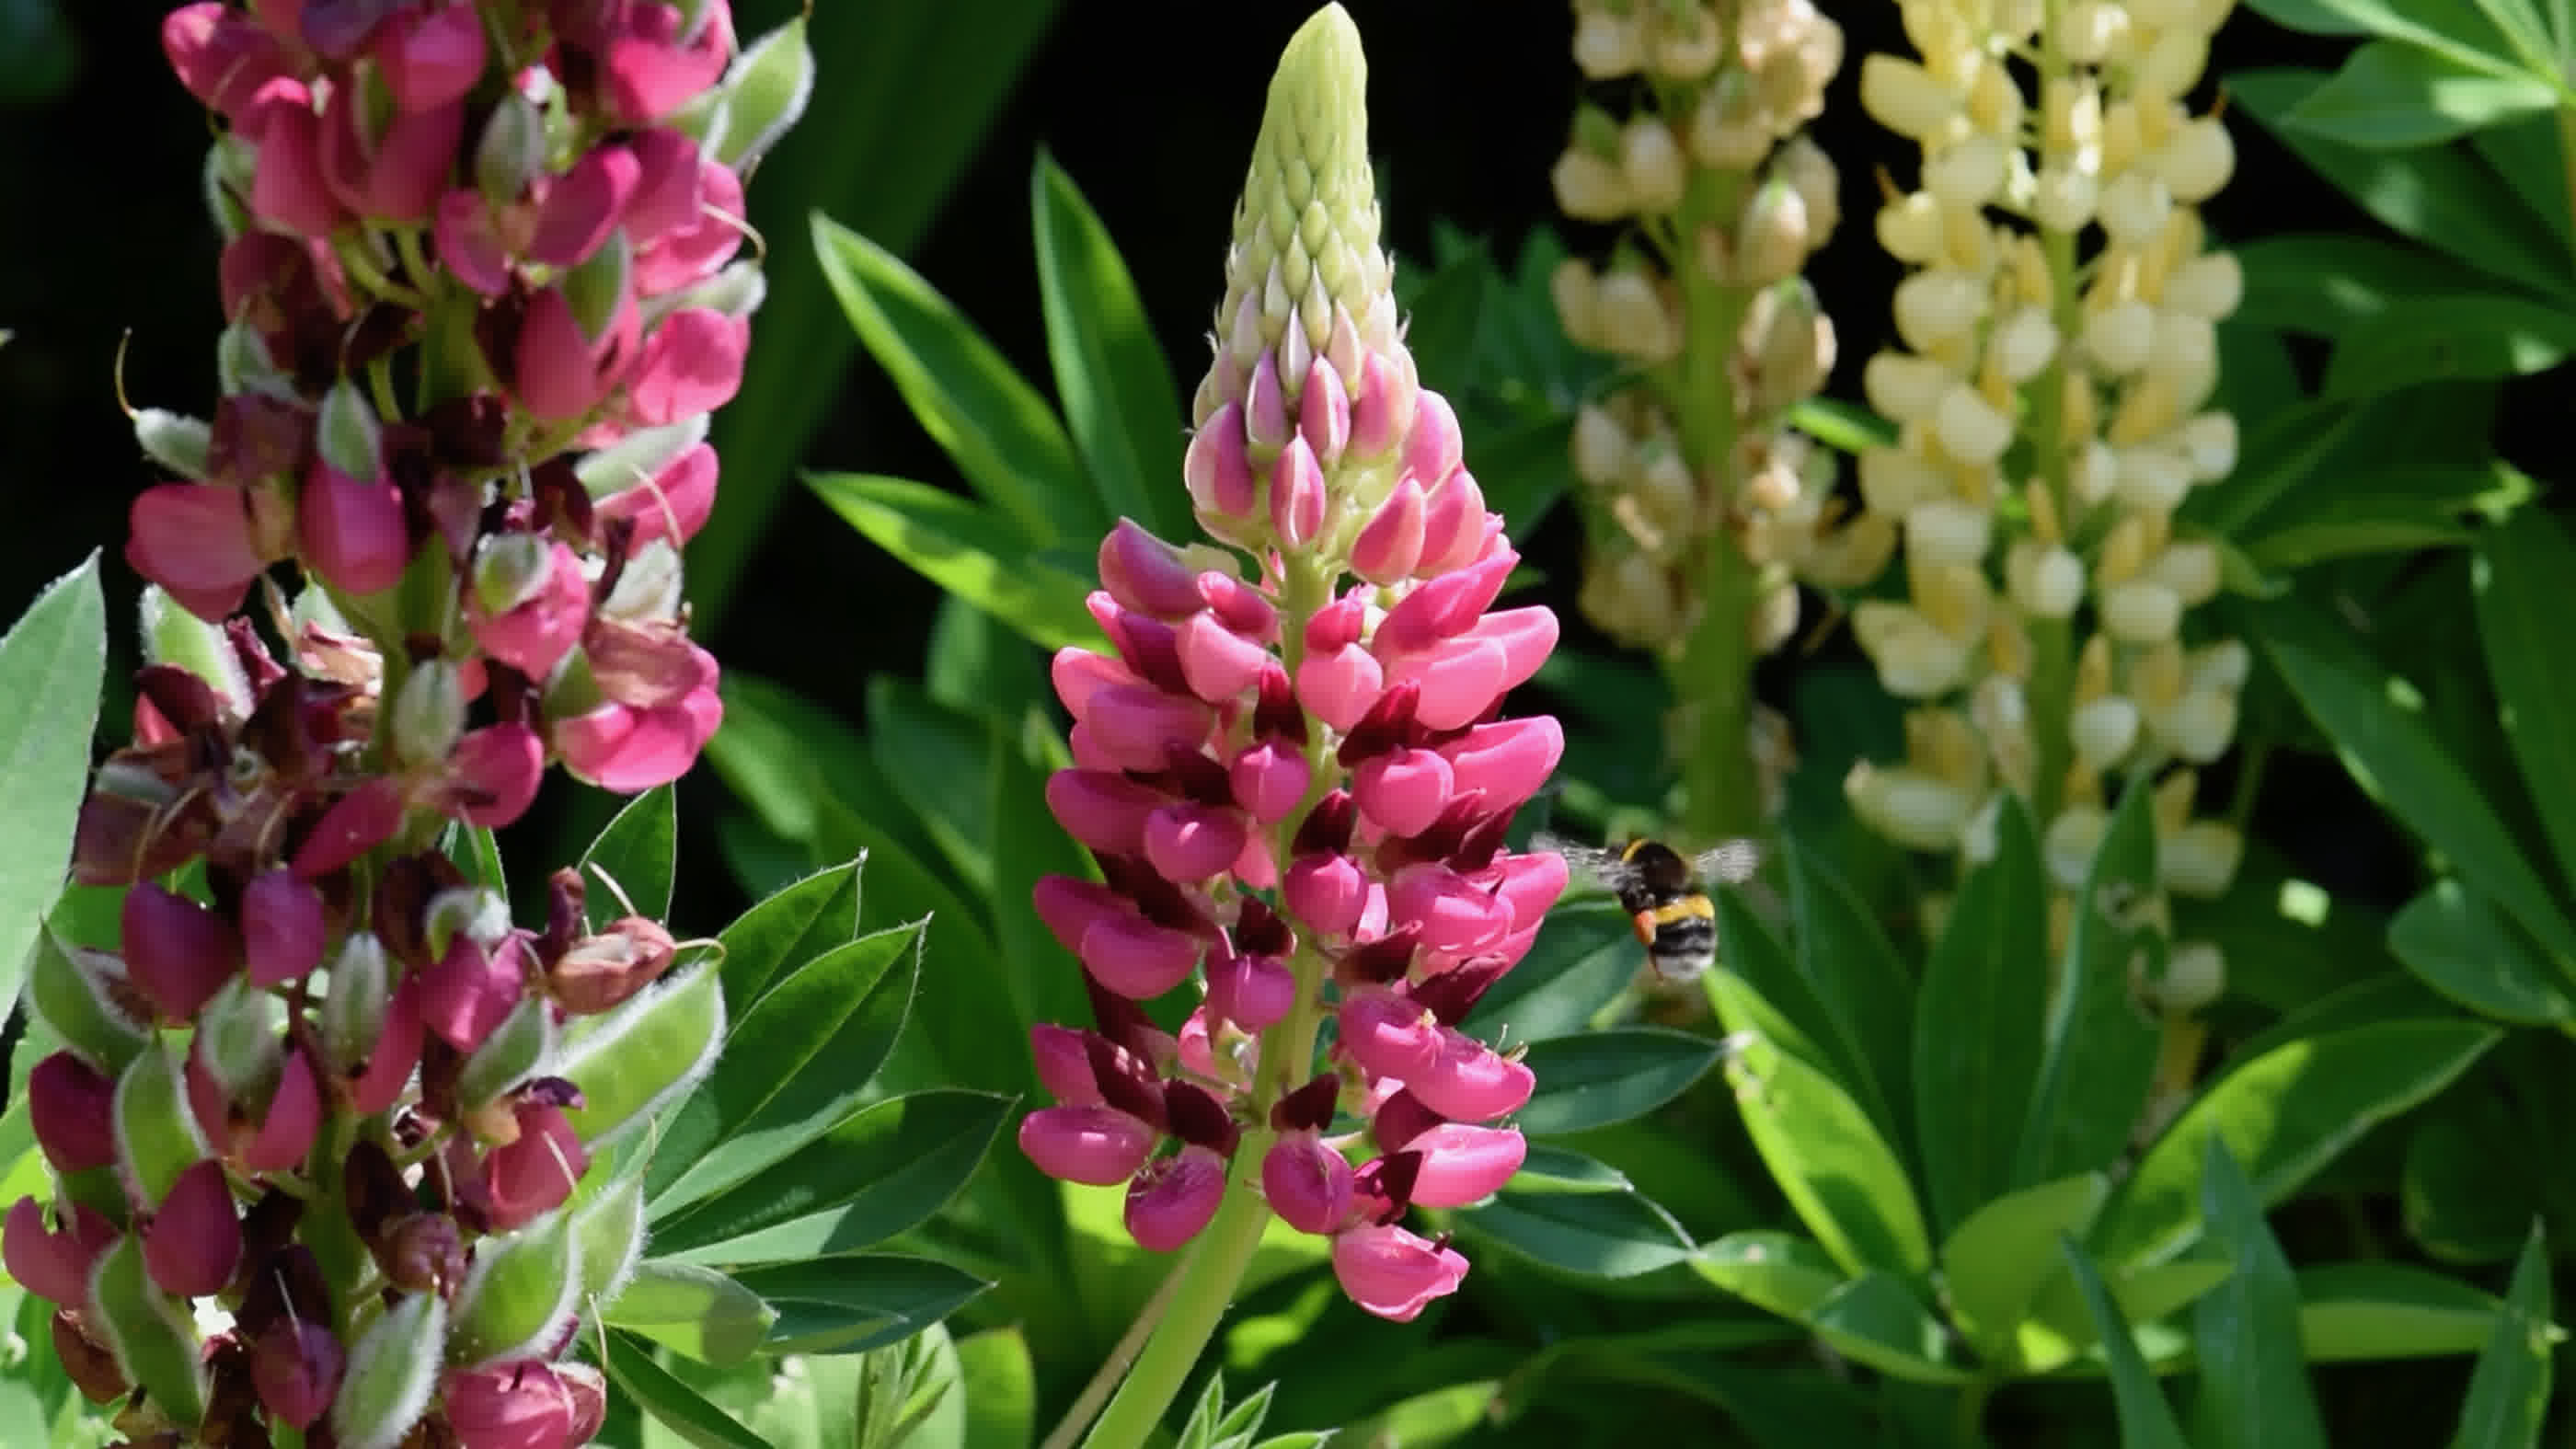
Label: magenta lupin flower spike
xmin=2 ymin=6 xmax=812 ymax=1445
xmin=1031 ymin=11 xmax=1564 ymax=1445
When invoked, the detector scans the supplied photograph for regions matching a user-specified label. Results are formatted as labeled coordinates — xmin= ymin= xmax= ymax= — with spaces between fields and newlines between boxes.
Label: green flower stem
xmin=2023 ymin=0 xmax=2084 ymax=834
xmin=1073 ymin=549 xmax=1342 ymax=1449
xmin=1663 ymin=169 xmax=1762 ymax=847
xmin=1078 ymin=975 xmax=1328 ymax=1449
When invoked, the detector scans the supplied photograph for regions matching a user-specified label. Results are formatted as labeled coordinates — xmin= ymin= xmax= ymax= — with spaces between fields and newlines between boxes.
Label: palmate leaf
xmin=2229 ymin=67 xmax=2573 ymax=303
xmin=581 ymin=784 xmax=678 ymax=929
xmin=2257 ymin=592 xmax=2576 ymax=961
xmin=649 ymin=1089 xmax=1013 ymax=1267
xmin=807 ymin=472 xmax=1105 ymax=652
xmin=1031 ymin=151 xmax=1190 ymax=543
xmin=646 ymin=919 xmax=924 ymax=1215
xmin=1455 ymin=1188 xmax=1696 ymax=1279
xmin=0 ymin=553 xmax=106 ymax=1016
xmin=2450 ymin=1225 xmax=2556 ymax=1448
xmin=2191 ymin=1139 xmax=2331 ymax=1449
xmin=811 ymin=217 xmax=1097 ymax=546
xmin=2091 ymin=1019 xmax=2499 ymax=1269
xmin=2061 ymin=1240 xmax=2193 ymax=1449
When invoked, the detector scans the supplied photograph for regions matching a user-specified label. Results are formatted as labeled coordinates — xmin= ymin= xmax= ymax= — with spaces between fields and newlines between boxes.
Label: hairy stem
xmin=1075 ymin=551 xmax=1340 ymax=1449
xmin=1664 ymin=171 xmax=1762 ymax=848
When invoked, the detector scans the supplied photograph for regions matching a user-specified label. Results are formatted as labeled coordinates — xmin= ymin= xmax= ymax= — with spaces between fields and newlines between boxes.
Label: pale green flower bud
xmin=2151 ymin=940 xmax=2227 ymax=1014
xmin=317 ymin=378 xmax=384 ymax=484
xmin=1876 ymin=190 xmax=1942 ymax=265
xmin=425 ymin=887 xmax=511 ymax=964
xmin=1863 ymin=351 xmax=1949 ymax=422
xmin=457 ymin=997 xmax=554 ymax=1111
xmin=391 ymin=659 xmax=468 ymax=768
xmin=1858 ymin=446 xmax=1938 ymax=516
xmin=1572 ymin=9 xmax=1643 ymax=79
xmin=1903 ymin=500 xmax=1993 ymax=569
xmin=2156 ymin=118 xmax=2235 ymax=202
xmin=330 ymin=1291 xmax=446 ymax=1449
xmin=134 ymin=409 xmax=213 ymax=482
xmin=2070 ymin=695 xmax=2141 ymax=770
xmin=321 ymin=932 xmax=392 ymax=1075
xmin=140 ymin=584 xmax=254 ymax=718
xmin=217 ymin=318 xmax=290 ymax=398
xmin=1737 ymin=180 xmax=1811 ymax=285
xmin=2163 ymin=820 xmax=2245 ymax=898
xmin=1892 ymin=269 xmax=1984 ymax=351
xmin=1570 ymin=405 xmax=1630 ymax=488
xmin=1215 ymin=4 xmax=1394 ymax=374
xmin=205 ymin=137 xmax=256 ymax=239
xmin=1846 ymin=761 xmax=1976 ymax=852
xmin=2098 ymin=170 xmax=2173 ymax=247
xmin=2100 ymin=578 xmax=2182 ymax=644
xmin=476 ymin=89 xmax=547 ymax=205
xmin=1618 ymin=117 xmax=1688 ymax=213
xmin=1859 ymin=55 xmax=1955 ymax=142
xmin=1932 ymin=384 xmax=2012 ymax=466
xmin=2041 ymin=802 xmax=2110 ymax=890
xmin=1550 ymin=258 xmax=1601 ymax=347
xmin=196 ymin=976 xmax=288 ymax=1105
xmin=2166 ymin=252 xmax=2243 ymax=321
xmin=473 ymin=534 xmax=555 ymax=616
xmin=2083 ymin=300 xmax=2156 ymax=374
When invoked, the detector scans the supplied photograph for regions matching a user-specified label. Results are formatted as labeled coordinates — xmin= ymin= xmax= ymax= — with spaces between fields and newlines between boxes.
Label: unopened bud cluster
xmin=1549 ymin=0 xmax=1879 ymax=673
xmin=3 ymin=5 xmax=808 ymax=1444
xmin=1021 ymin=8 xmax=1566 ymax=1325
xmin=1842 ymin=0 xmax=2245 ymax=1003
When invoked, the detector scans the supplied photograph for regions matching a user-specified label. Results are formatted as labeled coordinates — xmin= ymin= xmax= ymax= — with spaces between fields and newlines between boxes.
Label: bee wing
xmin=1531 ymin=832 xmax=1645 ymax=894
xmin=1690 ymin=838 xmax=1766 ymax=886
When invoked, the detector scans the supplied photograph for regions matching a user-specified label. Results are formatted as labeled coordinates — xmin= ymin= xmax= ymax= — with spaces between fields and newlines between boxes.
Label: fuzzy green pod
xmin=448 ymin=1209 xmax=581 ymax=1367
xmin=330 ymin=1291 xmax=448 ymax=1449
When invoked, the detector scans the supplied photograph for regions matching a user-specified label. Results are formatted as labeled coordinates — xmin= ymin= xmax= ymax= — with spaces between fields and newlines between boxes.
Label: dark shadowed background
xmin=1 ymin=2 xmax=2558 ymax=1435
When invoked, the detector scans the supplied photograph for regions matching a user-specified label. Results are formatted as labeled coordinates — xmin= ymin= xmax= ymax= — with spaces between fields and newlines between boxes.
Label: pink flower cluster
xmin=12 ymin=645 xmax=678 ymax=1443
xmin=144 ymin=0 xmax=759 ymax=796
xmin=1018 ymin=370 xmax=1567 ymax=1321
xmin=1 ymin=5 xmax=802 ymax=1444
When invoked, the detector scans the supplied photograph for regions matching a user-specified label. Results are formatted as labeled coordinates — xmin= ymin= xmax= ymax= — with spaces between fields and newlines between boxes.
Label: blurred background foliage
xmin=5 ymin=1 xmax=2572 ymax=1444
xmin=11 ymin=0 xmax=2501 ymax=943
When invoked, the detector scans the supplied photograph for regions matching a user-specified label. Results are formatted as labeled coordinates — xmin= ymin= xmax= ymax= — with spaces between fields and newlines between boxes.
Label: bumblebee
xmin=1535 ymin=834 xmax=1765 ymax=981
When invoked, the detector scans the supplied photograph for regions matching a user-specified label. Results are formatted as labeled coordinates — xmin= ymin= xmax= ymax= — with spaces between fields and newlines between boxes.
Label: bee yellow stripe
xmin=1648 ymin=894 xmax=1714 ymax=926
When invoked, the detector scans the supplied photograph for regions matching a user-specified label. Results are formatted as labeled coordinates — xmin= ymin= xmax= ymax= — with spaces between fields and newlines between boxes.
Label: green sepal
xmin=111 ymin=1037 xmax=210 ymax=1209
xmin=25 ymin=926 xmax=149 ymax=1075
xmin=449 ymin=1209 xmax=581 ymax=1368
xmin=330 ymin=1291 xmax=448 ymax=1449
xmin=87 ymin=1235 xmax=208 ymax=1430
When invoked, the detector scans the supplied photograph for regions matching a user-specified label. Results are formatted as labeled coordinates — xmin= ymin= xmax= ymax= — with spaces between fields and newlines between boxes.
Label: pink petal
xmin=297 ymin=462 xmax=412 ymax=595
xmin=1141 ymin=804 xmax=1249 ymax=885
xmin=1262 ymin=1133 xmax=1352 ymax=1235
xmin=1401 ymin=1123 xmax=1526 ymax=1209
xmin=126 ymin=484 xmax=263 ymax=621
xmin=626 ymin=307 xmax=748 ymax=426
xmin=1018 ymin=1105 xmax=1154 ymax=1187
xmin=1125 ymin=1145 xmax=1225 ymax=1251
xmin=528 ymin=145 xmax=644 ymax=268
xmin=1331 ymin=1222 xmax=1468 ymax=1323
xmin=433 ymin=189 xmax=515 ymax=296
xmin=1351 ymin=748 xmax=1456 ymax=839
xmin=1043 ymin=770 xmax=1166 ymax=857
